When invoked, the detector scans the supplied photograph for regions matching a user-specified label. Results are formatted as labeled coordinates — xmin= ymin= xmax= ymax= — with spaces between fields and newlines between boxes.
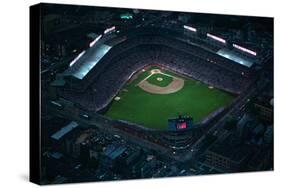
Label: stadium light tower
xmin=233 ymin=44 xmax=257 ymax=56
xmin=89 ymin=35 xmax=102 ymax=47
xmin=207 ymin=33 xmax=226 ymax=44
xmin=183 ymin=25 xmax=197 ymax=32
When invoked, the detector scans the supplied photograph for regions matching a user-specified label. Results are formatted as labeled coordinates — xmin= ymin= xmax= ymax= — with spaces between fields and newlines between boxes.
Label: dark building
xmin=50 ymin=121 xmax=81 ymax=157
xmin=204 ymin=134 xmax=253 ymax=172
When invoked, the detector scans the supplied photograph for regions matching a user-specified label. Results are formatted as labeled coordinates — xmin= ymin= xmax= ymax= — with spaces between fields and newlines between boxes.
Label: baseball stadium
xmin=53 ymin=26 xmax=258 ymax=133
xmin=39 ymin=5 xmax=273 ymax=183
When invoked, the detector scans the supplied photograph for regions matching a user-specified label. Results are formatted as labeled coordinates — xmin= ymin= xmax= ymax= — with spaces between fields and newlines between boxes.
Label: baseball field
xmin=105 ymin=66 xmax=234 ymax=130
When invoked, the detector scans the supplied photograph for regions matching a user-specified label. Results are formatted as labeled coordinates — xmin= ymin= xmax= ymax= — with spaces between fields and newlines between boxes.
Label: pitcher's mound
xmin=157 ymin=77 xmax=163 ymax=81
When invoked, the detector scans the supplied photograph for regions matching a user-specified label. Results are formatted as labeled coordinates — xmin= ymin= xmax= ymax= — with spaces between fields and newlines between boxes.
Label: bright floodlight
xmin=233 ymin=44 xmax=257 ymax=56
xmin=104 ymin=26 xmax=116 ymax=34
xmin=69 ymin=50 xmax=86 ymax=67
xmin=183 ymin=25 xmax=197 ymax=32
xmin=207 ymin=33 xmax=226 ymax=44
xmin=89 ymin=34 xmax=102 ymax=47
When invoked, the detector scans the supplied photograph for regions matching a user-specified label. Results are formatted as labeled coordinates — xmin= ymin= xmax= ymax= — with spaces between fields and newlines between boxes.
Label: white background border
xmin=0 ymin=0 xmax=279 ymax=187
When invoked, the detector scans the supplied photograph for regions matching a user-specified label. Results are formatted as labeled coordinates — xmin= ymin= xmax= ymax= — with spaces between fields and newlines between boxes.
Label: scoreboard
xmin=168 ymin=115 xmax=193 ymax=131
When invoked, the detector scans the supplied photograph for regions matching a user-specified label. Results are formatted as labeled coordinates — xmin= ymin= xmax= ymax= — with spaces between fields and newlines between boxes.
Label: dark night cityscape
xmin=35 ymin=3 xmax=273 ymax=185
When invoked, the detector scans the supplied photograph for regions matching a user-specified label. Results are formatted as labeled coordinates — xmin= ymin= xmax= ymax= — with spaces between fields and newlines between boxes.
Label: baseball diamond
xmin=138 ymin=69 xmax=184 ymax=94
xmin=105 ymin=66 xmax=234 ymax=129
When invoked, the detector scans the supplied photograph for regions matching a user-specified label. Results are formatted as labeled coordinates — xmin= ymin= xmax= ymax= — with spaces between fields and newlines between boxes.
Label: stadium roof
xmin=217 ymin=49 xmax=254 ymax=68
xmin=64 ymin=44 xmax=112 ymax=80
xmin=63 ymin=32 xmax=112 ymax=80
xmin=87 ymin=32 xmax=99 ymax=39
xmin=51 ymin=121 xmax=79 ymax=140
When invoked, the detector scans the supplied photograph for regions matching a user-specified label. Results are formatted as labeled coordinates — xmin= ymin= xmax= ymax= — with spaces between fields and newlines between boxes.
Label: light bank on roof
xmin=64 ymin=25 xmax=258 ymax=81
xmin=63 ymin=26 xmax=116 ymax=80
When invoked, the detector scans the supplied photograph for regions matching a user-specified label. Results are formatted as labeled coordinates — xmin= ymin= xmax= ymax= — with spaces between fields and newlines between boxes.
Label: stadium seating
xmin=59 ymin=35 xmax=255 ymax=112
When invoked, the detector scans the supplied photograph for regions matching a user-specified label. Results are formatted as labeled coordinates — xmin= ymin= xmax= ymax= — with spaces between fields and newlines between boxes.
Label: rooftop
xmin=217 ymin=48 xmax=254 ymax=68
xmin=208 ymin=134 xmax=253 ymax=162
xmin=51 ymin=121 xmax=79 ymax=140
xmin=65 ymin=44 xmax=111 ymax=79
xmin=104 ymin=144 xmax=127 ymax=160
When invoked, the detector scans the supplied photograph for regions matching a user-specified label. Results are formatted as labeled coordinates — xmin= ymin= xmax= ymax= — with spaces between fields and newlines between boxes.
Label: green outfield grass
xmin=105 ymin=66 xmax=235 ymax=130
